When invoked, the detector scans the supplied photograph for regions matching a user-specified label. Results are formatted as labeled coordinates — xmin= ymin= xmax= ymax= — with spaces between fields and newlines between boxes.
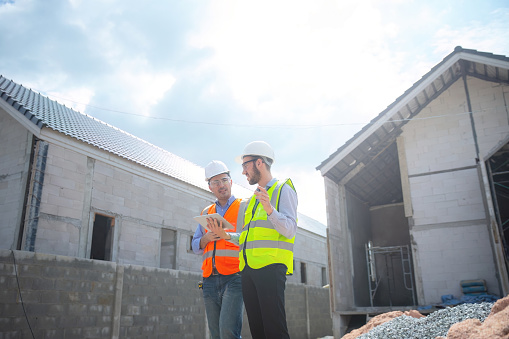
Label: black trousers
xmin=241 ymin=264 xmax=290 ymax=339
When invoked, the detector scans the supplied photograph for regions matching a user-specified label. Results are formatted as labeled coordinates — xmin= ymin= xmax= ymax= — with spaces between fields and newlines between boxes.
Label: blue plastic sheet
xmin=417 ymin=293 xmax=500 ymax=310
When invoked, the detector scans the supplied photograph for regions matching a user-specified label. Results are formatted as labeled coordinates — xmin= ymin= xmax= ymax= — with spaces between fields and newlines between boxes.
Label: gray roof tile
xmin=0 ymin=75 xmax=326 ymax=234
xmin=0 ymin=75 xmax=209 ymax=192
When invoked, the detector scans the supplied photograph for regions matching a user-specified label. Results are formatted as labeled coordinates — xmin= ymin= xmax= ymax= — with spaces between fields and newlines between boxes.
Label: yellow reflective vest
xmin=239 ymin=179 xmax=296 ymax=275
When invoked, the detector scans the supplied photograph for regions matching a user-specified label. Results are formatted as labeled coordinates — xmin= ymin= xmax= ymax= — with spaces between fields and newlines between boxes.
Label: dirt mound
xmin=341 ymin=310 xmax=424 ymax=339
xmin=342 ymin=294 xmax=509 ymax=339
xmin=439 ymin=294 xmax=509 ymax=339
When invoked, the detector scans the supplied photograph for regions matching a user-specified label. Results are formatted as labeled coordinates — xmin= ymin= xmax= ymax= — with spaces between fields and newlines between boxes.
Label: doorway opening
xmin=90 ymin=214 xmax=114 ymax=261
xmin=486 ymin=143 xmax=509 ymax=275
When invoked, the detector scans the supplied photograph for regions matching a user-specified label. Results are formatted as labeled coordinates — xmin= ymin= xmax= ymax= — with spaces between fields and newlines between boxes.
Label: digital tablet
xmin=193 ymin=213 xmax=234 ymax=231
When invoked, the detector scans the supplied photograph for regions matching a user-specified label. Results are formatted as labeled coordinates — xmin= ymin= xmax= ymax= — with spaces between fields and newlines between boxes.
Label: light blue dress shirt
xmin=191 ymin=195 xmax=237 ymax=255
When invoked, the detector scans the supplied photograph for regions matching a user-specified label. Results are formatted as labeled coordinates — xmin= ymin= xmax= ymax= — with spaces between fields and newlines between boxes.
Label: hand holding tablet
xmin=193 ymin=213 xmax=234 ymax=231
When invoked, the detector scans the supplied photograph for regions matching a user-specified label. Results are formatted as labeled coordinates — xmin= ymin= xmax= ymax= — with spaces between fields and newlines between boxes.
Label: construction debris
xmin=341 ymin=294 xmax=509 ymax=339
xmin=441 ymin=294 xmax=509 ymax=339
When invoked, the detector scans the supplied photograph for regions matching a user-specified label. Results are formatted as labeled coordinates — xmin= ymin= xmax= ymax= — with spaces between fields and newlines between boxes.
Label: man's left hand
xmin=207 ymin=218 xmax=229 ymax=239
xmin=255 ymin=186 xmax=274 ymax=215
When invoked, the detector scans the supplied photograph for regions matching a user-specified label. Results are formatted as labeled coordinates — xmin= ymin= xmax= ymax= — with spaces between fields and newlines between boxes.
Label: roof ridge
xmin=0 ymin=75 xmax=206 ymax=188
xmin=317 ymin=47 xmax=509 ymax=171
xmin=0 ymin=75 xmax=327 ymax=232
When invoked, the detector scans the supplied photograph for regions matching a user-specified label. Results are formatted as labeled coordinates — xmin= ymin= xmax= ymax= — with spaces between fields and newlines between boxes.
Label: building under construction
xmin=317 ymin=47 xmax=509 ymax=337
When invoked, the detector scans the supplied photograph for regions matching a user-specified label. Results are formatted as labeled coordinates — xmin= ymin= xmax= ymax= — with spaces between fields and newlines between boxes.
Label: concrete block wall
xmin=412 ymin=223 xmax=499 ymax=303
xmin=402 ymin=81 xmax=477 ymax=175
xmin=0 ymin=110 xmax=30 ymax=249
xmin=178 ymin=233 xmax=201 ymax=273
xmin=118 ymin=221 xmax=160 ymax=267
xmin=0 ymin=249 xmax=332 ymax=339
xmin=401 ymin=77 xmax=507 ymax=304
xmin=286 ymin=284 xmax=333 ymax=339
xmin=467 ymin=79 xmax=509 ymax=156
xmin=90 ymin=160 xmax=210 ymax=271
xmin=5 ymin=133 xmax=211 ymax=273
xmin=1 ymin=109 xmax=330 ymax=319
xmin=307 ymin=285 xmax=334 ymax=339
xmin=286 ymin=283 xmax=308 ymax=337
xmin=409 ymin=169 xmax=485 ymax=226
xmin=36 ymin=216 xmax=81 ymax=257
xmin=36 ymin=142 xmax=88 ymax=256
xmin=120 ymin=265 xmax=206 ymax=338
xmin=323 ymin=177 xmax=354 ymax=311
xmin=0 ymin=250 xmax=117 ymax=338
xmin=290 ymin=229 xmax=328 ymax=287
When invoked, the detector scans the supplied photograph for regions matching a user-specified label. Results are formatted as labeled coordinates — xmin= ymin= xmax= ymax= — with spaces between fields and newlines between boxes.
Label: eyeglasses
xmin=241 ymin=159 xmax=257 ymax=170
xmin=209 ymin=177 xmax=230 ymax=187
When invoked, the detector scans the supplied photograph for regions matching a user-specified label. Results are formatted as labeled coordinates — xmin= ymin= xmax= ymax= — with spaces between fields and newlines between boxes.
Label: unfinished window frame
xmin=89 ymin=213 xmax=115 ymax=261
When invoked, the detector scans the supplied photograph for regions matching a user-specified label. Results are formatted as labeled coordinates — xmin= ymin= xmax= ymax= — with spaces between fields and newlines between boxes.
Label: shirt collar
xmin=216 ymin=195 xmax=236 ymax=209
xmin=266 ymin=178 xmax=277 ymax=189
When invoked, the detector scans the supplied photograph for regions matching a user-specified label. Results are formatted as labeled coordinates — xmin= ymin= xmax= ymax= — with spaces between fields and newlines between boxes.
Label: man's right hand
xmin=199 ymin=231 xmax=221 ymax=249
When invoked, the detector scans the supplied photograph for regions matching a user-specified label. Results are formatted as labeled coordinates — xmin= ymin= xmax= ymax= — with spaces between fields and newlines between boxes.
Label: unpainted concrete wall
xmin=345 ymin=190 xmax=371 ymax=307
xmin=291 ymin=228 xmax=329 ymax=287
xmin=0 ymin=110 xmax=31 ymax=250
xmin=35 ymin=142 xmax=209 ymax=270
xmin=401 ymin=77 xmax=507 ymax=303
xmin=0 ymin=107 xmax=329 ymax=289
xmin=0 ymin=249 xmax=332 ymax=339
xmin=324 ymin=75 xmax=509 ymax=338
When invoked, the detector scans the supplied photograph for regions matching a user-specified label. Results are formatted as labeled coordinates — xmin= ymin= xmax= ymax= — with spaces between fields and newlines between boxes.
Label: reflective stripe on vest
xmin=201 ymin=198 xmax=244 ymax=277
xmin=239 ymin=179 xmax=296 ymax=275
xmin=243 ymin=240 xmax=294 ymax=251
xmin=202 ymin=249 xmax=240 ymax=259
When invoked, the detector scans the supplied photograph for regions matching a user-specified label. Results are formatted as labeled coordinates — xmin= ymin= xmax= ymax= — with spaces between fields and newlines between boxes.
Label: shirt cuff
xmin=227 ymin=232 xmax=241 ymax=245
xmin=267 ymin=205 xmax=277 ymax=220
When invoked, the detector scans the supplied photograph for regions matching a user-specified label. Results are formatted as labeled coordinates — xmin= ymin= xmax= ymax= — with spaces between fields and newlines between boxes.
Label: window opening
xmin=90 ymin=214 xmax=114 ymax=261
xmin=160 ymin=229 xmax=177 ymax=269
xmin=321 ymin=267 xmax=327 ymax=287
xmin=301 ymin=262 xmax=307 ymax=284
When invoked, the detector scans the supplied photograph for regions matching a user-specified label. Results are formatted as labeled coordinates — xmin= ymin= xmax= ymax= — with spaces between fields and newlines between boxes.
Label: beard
xmin=248 ymin=165 xmax=262 ymax=185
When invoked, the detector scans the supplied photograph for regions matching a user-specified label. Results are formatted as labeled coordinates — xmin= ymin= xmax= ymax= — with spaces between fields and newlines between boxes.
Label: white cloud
xmin=112 ymin=63 xmax=176 ymax=116
xmin=273 ymin=165 xmax=327 ymax=225
xmin=2 ymin=0 xmax=509 ymax=225
xmin=48 ymin=87 xmax=95 ymax=114
xmin=190 ymin=0 xmax=418 ymax=128
xmin=432 ymin=9 xmax=509 ymax=56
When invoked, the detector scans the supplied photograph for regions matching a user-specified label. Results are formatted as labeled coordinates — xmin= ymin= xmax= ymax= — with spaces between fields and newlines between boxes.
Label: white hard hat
xmin=235 ymin=141 xmax=275 ymax=165
xmin=204 ymin=160 xmax=230 ymax=181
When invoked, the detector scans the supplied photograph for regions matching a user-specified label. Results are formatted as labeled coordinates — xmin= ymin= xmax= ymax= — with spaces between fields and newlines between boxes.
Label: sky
xmin=1 ymin=0 xmax=508 ymax=225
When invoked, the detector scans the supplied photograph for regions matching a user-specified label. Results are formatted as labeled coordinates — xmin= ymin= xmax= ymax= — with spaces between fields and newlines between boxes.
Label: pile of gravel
xmin=356 ymin=302 xmax=494 ymax=339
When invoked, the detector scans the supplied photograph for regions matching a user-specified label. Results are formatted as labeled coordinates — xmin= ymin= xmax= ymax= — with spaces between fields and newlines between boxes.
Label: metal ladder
xmin=366 ymin=242 xmax=416 ymax=307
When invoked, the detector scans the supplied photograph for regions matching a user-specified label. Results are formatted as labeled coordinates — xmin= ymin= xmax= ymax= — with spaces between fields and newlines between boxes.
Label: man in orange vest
xmin=192 ymin=160 xmax=245 ymax=339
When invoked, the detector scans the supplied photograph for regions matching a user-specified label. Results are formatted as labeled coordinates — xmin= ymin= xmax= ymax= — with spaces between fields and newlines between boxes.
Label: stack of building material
xmin=461 ymin=279 xmax=487 ymax=296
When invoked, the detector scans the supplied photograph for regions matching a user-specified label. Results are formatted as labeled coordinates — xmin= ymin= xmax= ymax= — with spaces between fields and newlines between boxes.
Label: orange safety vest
xmin=201 ymin=198 xmax=243 ymax=277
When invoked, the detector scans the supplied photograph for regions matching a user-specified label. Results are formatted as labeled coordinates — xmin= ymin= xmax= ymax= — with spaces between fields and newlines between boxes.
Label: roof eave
xmin=0 ymin=94 xmax=44 ymax=136
xmin=317 ymin=47 xmax=509 ymax=176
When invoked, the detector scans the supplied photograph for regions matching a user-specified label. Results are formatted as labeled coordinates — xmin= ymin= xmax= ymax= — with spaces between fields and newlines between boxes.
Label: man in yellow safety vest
xmin=208 ymin=141 xmax=297 ymax=339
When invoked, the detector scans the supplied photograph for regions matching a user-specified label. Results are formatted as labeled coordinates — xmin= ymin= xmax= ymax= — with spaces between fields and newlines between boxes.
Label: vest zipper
xmin=212 ymin=241 xmax=217 ymax=273
xmin=243 ymin=199 xmax=260 ymax=268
